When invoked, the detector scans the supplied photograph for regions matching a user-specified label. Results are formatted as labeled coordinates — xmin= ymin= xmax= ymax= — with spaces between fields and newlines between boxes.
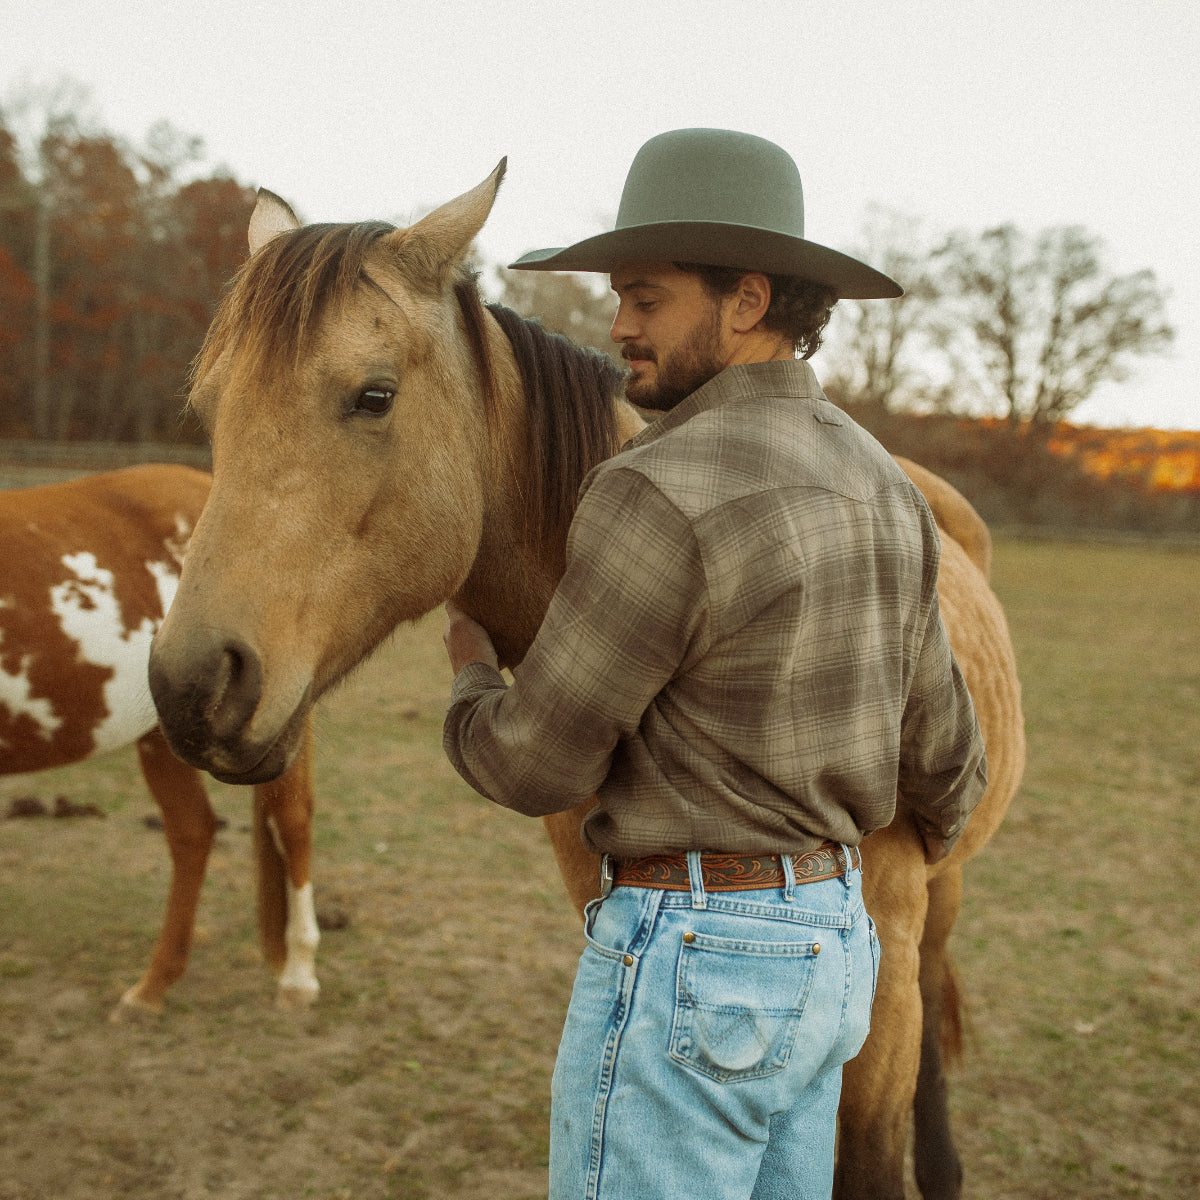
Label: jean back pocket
xmin=669 ymin=930 xmax=821 ymax=1083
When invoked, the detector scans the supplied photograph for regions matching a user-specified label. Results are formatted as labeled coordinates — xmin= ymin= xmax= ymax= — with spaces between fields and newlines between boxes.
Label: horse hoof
xmin=275 ymin=984 xmax=319 ymax=1012
xmin=109 ymin=990 xmax=164 ymax=1024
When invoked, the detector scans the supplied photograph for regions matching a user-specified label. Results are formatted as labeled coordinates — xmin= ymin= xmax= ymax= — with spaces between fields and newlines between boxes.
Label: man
xmin=442 ymin=128 xmax=986 ymax=1200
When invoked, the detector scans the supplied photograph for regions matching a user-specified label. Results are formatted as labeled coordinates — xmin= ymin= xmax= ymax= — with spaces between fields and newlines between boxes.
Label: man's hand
xmin=443 ymin=600 xmax=500 ymax=674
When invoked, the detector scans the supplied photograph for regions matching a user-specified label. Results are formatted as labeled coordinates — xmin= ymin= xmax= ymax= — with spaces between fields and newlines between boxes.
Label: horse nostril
xmin=205 ymin=636 xmax=264 ymax=741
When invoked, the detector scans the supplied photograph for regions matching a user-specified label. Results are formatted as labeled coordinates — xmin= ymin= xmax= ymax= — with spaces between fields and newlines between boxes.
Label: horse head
xmin=149 ymin=163 xmax=509 ymax=783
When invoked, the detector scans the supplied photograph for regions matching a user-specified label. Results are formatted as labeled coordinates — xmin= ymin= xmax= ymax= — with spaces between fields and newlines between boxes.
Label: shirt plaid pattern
xmin=444 ymin=360 xmax=987 ymax=857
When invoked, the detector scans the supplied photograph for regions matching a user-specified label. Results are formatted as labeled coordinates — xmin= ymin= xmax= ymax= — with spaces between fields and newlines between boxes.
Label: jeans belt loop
xmin=599 ymin=854 xmax=614 ymax=899
xmin=781 ymin=852 xmax=797 ymax=902
xmin=686 ymin=849 xmax=707 ymax=910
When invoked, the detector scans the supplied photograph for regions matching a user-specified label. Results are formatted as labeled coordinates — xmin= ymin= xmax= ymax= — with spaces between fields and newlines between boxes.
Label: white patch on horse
xmin=164 ymin=513 xmax=193 ymax=569
xmin=0 ymin=600 xmax=65 ymax=743
xmin=278 ymin=880 xmax=321 ymax=998
xmin=148 ymin=559 xmax=181 ymax=619
xmin=49 ymin=551 xmax=179 ymax=754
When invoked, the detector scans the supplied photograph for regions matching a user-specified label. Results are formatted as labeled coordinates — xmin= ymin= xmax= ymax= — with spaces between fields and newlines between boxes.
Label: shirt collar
xmin=622 ymin=360 xmax=830 ymax=451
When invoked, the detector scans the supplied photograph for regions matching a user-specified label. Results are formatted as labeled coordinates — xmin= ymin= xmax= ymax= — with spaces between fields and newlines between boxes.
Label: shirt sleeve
xmin=897 ymin=594 xmax=989 ymax=851
xmin=442 ymin=464 xmax=708 ymax=817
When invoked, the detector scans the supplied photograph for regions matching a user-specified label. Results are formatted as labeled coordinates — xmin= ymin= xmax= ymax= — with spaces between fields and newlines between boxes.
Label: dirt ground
xmin=0 ymin=623 xmax=584 ymax=1200
xmin=2 ymin=544 xmax=1199 ymax=1199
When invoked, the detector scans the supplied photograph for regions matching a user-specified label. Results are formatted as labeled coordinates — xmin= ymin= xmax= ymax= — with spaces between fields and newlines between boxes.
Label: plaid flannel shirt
xmin=444 ymin=359 xmax=987 ymax=857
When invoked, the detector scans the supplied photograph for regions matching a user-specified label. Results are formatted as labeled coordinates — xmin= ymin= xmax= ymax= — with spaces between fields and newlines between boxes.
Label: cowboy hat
xmin=509 ymin=127 xmax=902 ymax=299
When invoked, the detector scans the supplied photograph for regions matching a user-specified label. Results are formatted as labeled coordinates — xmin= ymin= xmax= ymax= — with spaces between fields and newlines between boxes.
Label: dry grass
xmin=949 ymin=539 xmax=1200 ymax=1198
xmin=0 ymin=539 xmax=1197 ymax=1198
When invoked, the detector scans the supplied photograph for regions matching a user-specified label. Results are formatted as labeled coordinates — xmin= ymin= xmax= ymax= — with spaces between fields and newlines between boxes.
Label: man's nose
xmin=610 ymin=300 xmax=636 ymax=344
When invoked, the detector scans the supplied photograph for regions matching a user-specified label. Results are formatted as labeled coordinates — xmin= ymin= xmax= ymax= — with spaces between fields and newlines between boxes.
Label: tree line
xmin=1 ymin=92 xmax=1191 ymax=533
xmin=0 ymin=94 xmax=255 ymax=442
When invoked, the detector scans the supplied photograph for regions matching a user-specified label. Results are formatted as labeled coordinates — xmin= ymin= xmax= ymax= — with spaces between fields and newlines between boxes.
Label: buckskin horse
xmin=0 ymin=465 xmax=320 ymax=1019
xmin=148 ymin=165 xmax=1024 ymax=1200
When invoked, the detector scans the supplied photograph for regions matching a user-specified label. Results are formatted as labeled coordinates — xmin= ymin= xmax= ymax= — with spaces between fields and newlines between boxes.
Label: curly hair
xmin=675 ymin=262 xmax=838 ymax=359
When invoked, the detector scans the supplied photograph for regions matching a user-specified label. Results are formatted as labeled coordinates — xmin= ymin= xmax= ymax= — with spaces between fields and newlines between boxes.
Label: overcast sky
xmin=6 ymin=0 xmax=1198 ymax=429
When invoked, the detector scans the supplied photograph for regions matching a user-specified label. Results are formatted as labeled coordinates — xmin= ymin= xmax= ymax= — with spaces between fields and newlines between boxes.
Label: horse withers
xmin=0 ymin=464 xmax=320 ymax=1019
xmin=149 ymin=168 xmax=1023 ymax=1200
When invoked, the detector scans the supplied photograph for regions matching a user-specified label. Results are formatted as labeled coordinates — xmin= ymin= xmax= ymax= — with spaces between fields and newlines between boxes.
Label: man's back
xmin=576 ymin=359 xmax=943 ymax=854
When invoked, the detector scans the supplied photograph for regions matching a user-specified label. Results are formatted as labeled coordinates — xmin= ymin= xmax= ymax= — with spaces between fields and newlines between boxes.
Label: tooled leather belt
xmin=610 ymin=842 xmax=860 ymax=892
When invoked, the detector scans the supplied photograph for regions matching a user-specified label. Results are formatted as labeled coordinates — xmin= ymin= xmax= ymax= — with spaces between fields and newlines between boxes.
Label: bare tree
xmin=820 ymin=207 xmax=947 ymax=413
xmin=934 ymin=223 xmax=1173 ymax=430
xmin=1 ymin=79 xmax=96 ymax=438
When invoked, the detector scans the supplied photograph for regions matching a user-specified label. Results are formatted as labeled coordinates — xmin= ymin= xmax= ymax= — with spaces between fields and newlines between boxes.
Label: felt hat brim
xmin=509 ymin=220 xmax=902 ymax=299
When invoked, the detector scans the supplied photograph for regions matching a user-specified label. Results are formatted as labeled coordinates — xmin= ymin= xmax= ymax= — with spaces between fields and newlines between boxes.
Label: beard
xmin=622 ymin=304 xmax=727 ymax=412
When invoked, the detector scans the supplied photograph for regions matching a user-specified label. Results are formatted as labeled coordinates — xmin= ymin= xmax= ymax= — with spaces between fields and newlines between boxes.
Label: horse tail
xmin=940 ymin=955 xmax=966 ymax=1065
xmin=253 ymin=790 xmax=289 ymax=974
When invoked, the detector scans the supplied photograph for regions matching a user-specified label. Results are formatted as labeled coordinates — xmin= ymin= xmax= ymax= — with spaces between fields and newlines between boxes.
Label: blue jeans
xmin=549 ymin=852 xmax=878 ymax=1200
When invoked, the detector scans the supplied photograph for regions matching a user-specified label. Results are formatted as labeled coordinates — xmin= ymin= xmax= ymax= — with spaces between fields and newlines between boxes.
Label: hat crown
xmin=615 ymin=128 xmax=805 ymax=238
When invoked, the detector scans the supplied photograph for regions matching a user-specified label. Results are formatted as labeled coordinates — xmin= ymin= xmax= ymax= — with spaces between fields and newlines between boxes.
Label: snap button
xmin=683 ymin=932 xmax=695 ymax=944
xmin=623 ymin=955 xmax=634 ymax=967
xmin=812 ymin=943 xmax=821 ymax=955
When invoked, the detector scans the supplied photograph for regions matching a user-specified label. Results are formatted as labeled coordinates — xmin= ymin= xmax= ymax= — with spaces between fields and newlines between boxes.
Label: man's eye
xmin=355 ymin=388 xmax=394 ymax=416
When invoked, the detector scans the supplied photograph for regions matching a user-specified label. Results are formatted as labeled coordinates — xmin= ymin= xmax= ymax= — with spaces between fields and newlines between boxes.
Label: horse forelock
xmin=190 ymin=220 xmax=399 ymax=391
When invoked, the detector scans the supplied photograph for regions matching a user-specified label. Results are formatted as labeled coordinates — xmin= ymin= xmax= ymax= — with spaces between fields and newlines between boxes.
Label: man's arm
xmin=441 ymin=466 xmax=706 ymax=817
xmin=898 ymin=597 xmax=988 ymax=863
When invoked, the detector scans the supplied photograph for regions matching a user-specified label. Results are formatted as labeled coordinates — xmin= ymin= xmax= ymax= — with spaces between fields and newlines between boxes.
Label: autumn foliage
xmin=0 ymin=112 xmax=256 ymax=442
xmin=843 ymin=406 xmax=1200 ymax=535
xmin=1045 ymin=426 xmax=1200 ymax=495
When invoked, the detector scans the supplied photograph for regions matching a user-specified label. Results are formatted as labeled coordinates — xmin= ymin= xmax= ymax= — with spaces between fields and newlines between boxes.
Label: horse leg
xmin=111 ymin=728 xmax=219 ymax=1021
xmin=913 ymin=864 xmax=966 ymax=1200
xmin=835 ymin=822 xmax=929 ymax=1200
xmin=253 ymin=722 xmax=319 ymax=1009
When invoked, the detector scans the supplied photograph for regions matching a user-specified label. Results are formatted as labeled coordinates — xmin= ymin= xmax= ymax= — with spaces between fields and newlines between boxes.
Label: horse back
xmin=893 ymin=459 xmax=1024 ymax=865
xmin=0 ymin=464 xmax=211 ymax=773
xmin=894 ymin=455 xmax=992 ymax=582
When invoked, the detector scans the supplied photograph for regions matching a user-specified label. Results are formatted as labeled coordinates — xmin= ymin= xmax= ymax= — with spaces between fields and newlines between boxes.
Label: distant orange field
xmin=1047 ymin=425 xmax=1200 ymax=493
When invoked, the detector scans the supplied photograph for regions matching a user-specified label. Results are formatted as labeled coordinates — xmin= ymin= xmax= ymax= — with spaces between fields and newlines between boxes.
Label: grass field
xmin=0 ymin=537 xmax=1196 ymax=1199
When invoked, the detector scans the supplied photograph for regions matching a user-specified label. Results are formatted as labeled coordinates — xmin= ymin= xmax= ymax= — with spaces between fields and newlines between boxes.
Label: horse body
xmin=0 ymin=465 xmax=320 ymax=1018
xmin=149 ymin=170 xmax=1023 ymax=1198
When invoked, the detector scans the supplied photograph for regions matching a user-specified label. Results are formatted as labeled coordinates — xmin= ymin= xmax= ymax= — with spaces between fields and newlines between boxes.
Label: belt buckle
xmin=599 ymin=854 xmax=614 ymax=899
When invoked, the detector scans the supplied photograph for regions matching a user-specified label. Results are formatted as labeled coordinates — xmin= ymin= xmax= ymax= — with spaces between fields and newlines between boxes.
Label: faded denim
xmin=549 ymin=854 xmax=878 ymax=1200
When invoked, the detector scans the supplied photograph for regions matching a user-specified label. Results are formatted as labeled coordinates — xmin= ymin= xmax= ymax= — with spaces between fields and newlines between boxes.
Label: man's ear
xmin=729 ymin=272 xmax=772 ymax=332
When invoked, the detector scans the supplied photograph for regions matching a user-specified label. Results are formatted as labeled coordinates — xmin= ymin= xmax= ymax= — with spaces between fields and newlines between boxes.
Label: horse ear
xmin=387 ymin=158 xmax=507 ymax=286
xmin=248 ymin=188 xmax=302 ymax=255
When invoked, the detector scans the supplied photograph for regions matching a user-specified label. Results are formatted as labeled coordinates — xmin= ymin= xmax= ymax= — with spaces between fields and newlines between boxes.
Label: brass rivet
xmin=813 ymin=943 xmax=821 ymax=955
xmin=683 ymin=932 xmax=696 ymax=944
xmin=623 ymin=955 xmax=634 ymax=967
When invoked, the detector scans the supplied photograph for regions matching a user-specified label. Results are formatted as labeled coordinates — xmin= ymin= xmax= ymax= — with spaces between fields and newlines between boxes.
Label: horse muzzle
xmin=148 ymin=627 xmax=309 ymax=784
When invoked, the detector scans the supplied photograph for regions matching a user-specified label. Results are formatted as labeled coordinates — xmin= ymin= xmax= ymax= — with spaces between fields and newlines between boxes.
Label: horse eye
xmin=355 ymin=388 xmax=394 ymax=416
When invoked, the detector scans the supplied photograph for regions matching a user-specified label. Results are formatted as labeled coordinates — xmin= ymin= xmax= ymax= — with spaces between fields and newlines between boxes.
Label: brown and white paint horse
xmin=149 ymin=166 xmax=1024 ymax=1200
xmin=0 ymin=464 xmax=320 ymax=1019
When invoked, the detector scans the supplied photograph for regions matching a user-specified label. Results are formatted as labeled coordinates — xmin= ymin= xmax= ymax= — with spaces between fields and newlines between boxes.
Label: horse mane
xmin=454 ymin=282 xmax=627 ymax=560
xmin=191 ymin=220 xmax=398 ymax=388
